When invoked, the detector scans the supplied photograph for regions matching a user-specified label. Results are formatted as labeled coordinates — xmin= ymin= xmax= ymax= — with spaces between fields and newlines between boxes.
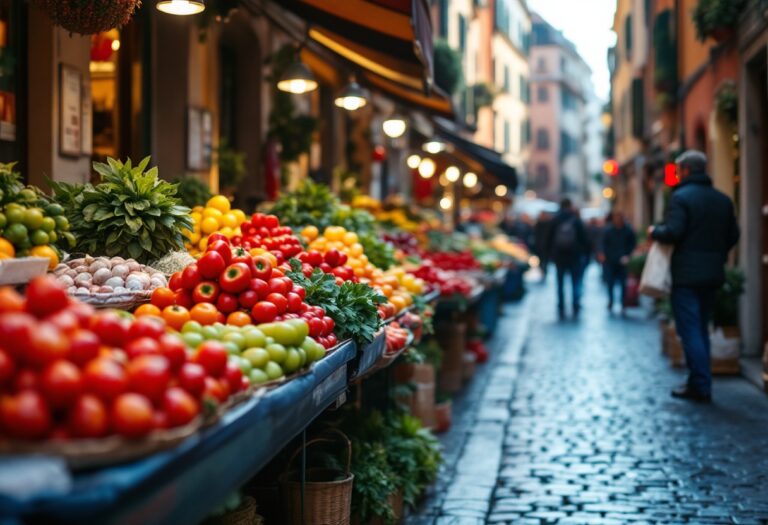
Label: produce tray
xmin=0 ymin=257 xmax=49 ymax=285
xmin=358 ymin=329 xmax=415 ymax=380
xmin=421 ymin=288 xmax=441 ymax=304
xmin=0 ymin=340 xmax=358 ymax=525
xmin=348 ymin=330 xmax=386 ymax=381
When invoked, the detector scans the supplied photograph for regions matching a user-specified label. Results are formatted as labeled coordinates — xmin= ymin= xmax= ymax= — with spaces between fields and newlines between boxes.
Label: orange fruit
xmin=135 ymin=304 xmax=162 ymax=317
xmin=190 ymin=303 xmax=219 ymax=326
xmin=206 ymin=195 xmax=231 ymax=213
xmin=227 ymin=311 xmax=251 ymax=327
xmin=163 ymin=305 xmax=191 ymax=331
xmin=201 ymin=217 xmax=220 ymax=234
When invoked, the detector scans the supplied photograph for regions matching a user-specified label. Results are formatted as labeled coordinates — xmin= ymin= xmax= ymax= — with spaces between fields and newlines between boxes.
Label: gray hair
xmin=675 ymin=150 xmax=708 ymax=174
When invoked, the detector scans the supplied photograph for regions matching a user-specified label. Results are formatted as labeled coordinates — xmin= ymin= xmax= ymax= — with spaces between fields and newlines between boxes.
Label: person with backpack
xmin=598 ymin=211 xmax=636 ymax=313
xmin=546 ymin=198 xmax=591 ymax=318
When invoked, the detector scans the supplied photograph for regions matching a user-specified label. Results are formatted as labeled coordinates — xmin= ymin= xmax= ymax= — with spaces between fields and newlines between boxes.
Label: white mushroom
xmin=98 ymin=285 xmax=114 ymax=293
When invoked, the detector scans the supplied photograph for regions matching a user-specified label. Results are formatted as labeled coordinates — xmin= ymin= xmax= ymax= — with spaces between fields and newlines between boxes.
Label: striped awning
xmin=276 ymin=0 xmax=435 ymax=92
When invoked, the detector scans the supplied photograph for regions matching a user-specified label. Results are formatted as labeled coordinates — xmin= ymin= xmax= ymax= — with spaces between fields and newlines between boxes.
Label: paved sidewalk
xmin=407 ymin=268 xmax=768 ymax=525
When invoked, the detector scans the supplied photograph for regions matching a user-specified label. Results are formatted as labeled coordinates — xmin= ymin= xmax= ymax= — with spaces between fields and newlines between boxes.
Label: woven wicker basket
xmin=280 ymin=430 xmax=354 ymax=525
xmin=203 ymin=496 xmax=258 ymax=525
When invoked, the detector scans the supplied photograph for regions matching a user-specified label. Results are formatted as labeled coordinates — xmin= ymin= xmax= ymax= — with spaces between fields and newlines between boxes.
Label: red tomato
xmin=67 ymin=302 xmax=96 ymax=329
xmin=158 ymin=334 xmax=188 ymax=371
xmin=0 ymin=312 xmax=35 ymax=359
xmin=268 ymin=278 xmax=291 ymax=296
xmin=168 ymin=271 xmax=183 ymax=291
xmin=249 ymin=278 xmax=270 ymax=299
xmin=252 ymin=255 xmax=273 ymax=280
xmin=190 ymin=303 xmax=219 ymax=326
xmin=40 ymin=360 xmax=83 ymax=408
xmin=220 ymin=263 xmax=252 ymax=294
xmin=124 ymin=336 xmax=161 ymax=359
xmin=337 ymin=252 xmax=348 ymax=266
xmin=306 ymin=251 xmax=323 ymax=267
xmin=152 ymin=411 xmax=169 ymax=430
xmin=180 ymin=264 xmax=202 ymax=290
xmin=151 ymin=287 xmax=177 ymax=309
xmin=0 ymin=287 xmax=24 ymax=314
xmin=68 ymin=394 xmax=109 ymax=438
xmin=216 ymin=293 xmax=239 ymax=314
xmin=13 ymin=369 xmax=38 ymax=392
xmin=195 ymin=341 xmax=228 ymax=377
xmin=192 ymin=281 xmax=220 ymax=304
xmin=266 ymin=293 xmax=288 ymax=315
xmin=1 ymin=391 xmax=52 ymax=439
xmin=0 ymin=348 xmax=14 ymax=385
xmin=286 ymin=292 xmax=303 ymax=313
xmin=238 ymin=290 xmax=260 ymax=309
xmin=163 ymin=387 xmax=200 ymax=427
xmin=68 ymin=329 xmax=101 ymax=366
xmin=161 ymin=305 xmax=191 ymax=331
xmin=90 ymin=312 xmax=129 ymax=347
xmin=111 ymin=393 xmax=155 ymax=438
xmin=127 ymin=316 xmax=166 ymax=341
xmin=308 ymin=318 xmax=324 ymax=338
xmin=27 ymin=322 xmax=70 ymax=368
xmin=127 ymin=355 xmax=171 ymax=403
xmin=224 ymin=361 xmax=244 ymax=393
xmin=198 ymin=250 xmax=227 ymax=280
xmin=44 ymin=310 xmax=79 ymax=335
xmin=263 ymin=215 xmax=279 ymax=230
xmin=323 ymin=317 xmax=335 ymax=333
xmin=178 ymin=362 xmax=206 ymax=396
xmin=203 ymin=376 xmax=228 ymax=403
xmin=292 ymin=286 xmax=306 ymax=300
xmin=324 ymin=249 xmax=341 ymax=268
xmin=25 ymin=276 xmax=69 ymax=318
xmin=205 ymin=240 xmax=231 ymax=264
xmin=83 ymin=357 xmax=128 ymax=401
xmin=174 ymin=290 xmax=194 ymax=309
xmin=327 ymin=333 xmax=338 ymax=347
xmin=208 ymin=232 xmax=228 ymax=245
xmin=251 ymin=301 xmax=278 ymax=323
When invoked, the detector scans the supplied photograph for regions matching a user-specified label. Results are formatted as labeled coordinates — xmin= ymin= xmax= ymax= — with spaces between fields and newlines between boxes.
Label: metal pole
xmin=301 ymin=429 xmax=306 ymax=525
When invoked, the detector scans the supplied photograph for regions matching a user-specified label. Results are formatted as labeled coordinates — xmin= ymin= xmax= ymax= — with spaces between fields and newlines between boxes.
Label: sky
xmin=527 ymin=0 xmax=618 ymax=101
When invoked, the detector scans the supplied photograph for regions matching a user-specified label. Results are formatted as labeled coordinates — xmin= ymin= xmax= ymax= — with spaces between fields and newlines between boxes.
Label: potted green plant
xmin=713 ymin=266 xmax=745 ymax=338
xmin=692 ymin=0 xmax=747 ymax=42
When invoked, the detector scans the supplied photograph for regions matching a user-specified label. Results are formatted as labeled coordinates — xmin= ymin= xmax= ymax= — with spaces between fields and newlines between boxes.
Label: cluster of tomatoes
xmin=423 ymin=250 xmax=480 ymax=271
xmin=411 ymin=264 xmax=473 ymax=298
xmin=151 ymin=240 xmax=339 ymax=350
xmin=229 ymin=213 xmax=303 ymax=264
xmin=381 ymin=231 xmax=420 ymax=256
xmin=385 ymin=322 xmax=409 ymax=355
xmin=295 ymin=249 xmax=358 ymax=284
xmin=0 ymin=276 xmax=242 ymax=441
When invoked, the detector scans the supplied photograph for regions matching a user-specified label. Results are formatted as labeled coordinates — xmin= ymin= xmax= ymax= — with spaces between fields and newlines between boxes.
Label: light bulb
xmin=111 ymin=39 xmax=121 ymax=52
xmin=445 ymin=166 xmax=460 ymax=182
xmin=382 ymin=117 xmax=407 ymax=138
xmin=439 ymin=196 xmax=453 ymax=210
xmin=157 ymin=0 xmax=205 ymax=15
xmin=418 ymin=158 xmax=436 ymax=179
xmin=406 ymin=154 xmax=421 ymax=169
xmin=495 ymin=184 xmax=508 ymax=197
xmin=422 ymin=139 xmax=446 ymax=154
xmin=463 ymin=172 xmax=478 ymax=188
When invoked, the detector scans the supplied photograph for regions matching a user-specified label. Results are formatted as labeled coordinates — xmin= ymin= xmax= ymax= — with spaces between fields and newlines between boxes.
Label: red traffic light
xmin=603 ymin=160 xmax=619 ymax=177
xmin=664 ymin=163 xmax=679 ymax=187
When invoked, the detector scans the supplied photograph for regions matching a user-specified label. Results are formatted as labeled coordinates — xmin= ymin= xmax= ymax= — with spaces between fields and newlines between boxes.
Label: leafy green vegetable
xmin=269 ymin=179 xmax=337 ymax=229
xmin=49 ymin=157 xmax=192 ymax=263
xmin=174 ymin=176 xmax=212 ymax=209
xmin=287 ymin=259 xmax=386 ymax=345
xmin=359 ymin=232 xmax=396 ymax=270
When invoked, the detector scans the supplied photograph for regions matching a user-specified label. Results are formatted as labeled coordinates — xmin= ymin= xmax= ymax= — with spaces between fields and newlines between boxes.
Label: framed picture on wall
xmin=187 ymin=106 xmax=212 ymax=171
xmin=60 ymin=64 xmax=82 ymax=157
xmin=81 ymin=77 xmax=92 ymax=156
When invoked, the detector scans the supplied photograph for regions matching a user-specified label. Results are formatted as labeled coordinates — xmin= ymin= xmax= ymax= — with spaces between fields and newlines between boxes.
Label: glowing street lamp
xmin=463 ymin=172 xmax=478 ymax=188
xmin=406 ymin=154 xmax=422 ymax=169
xmin=277 ymin=61 xmax=318 ymax=94
xmin=382 ymin=115 xmax=407 ymax=138
xmin=418 ymin=158 xmax=436 ymax=179
xmin=157 ymin=0 xmax=205 ymax=15
xmin=495 ymin=184 xmax=508 ymax=197
xmin=445 ymin=166 xmax=460 ymax=182
xmin=422 ymin=138 xmax=447 ymax=154
xmin=335 ymin=81 xmax=369 ymax=111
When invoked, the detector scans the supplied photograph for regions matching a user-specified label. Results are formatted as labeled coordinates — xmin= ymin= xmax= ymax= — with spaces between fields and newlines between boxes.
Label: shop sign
xmin=187 ymin=107 xmax=213 ymax=171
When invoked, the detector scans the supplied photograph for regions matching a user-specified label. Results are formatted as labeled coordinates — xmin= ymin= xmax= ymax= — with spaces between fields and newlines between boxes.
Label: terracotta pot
xmin=434 ymin=400 xmax=452 ymax=434
xmin=394 ymin=363 xmax=436 ymax=429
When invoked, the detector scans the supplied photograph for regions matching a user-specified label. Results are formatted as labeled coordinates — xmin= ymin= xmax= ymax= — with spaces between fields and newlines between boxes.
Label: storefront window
xmin=0 ymin=0 xmax=23 ymax=168
xmin=90 ymin=30 xmax=120 ymax=162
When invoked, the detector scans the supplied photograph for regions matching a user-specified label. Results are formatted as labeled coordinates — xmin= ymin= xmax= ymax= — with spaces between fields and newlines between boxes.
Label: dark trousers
xmin=671 ymin=286 xmax=716 ymax=395
xmin=555 ymin=259 xmax=584 ymax=312
xmin=604 ymin=261 xmax=627 ymax=307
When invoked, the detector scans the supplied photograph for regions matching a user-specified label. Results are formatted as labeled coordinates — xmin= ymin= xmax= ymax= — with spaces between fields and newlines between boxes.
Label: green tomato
xmin=265 ymin=337 xmax=275 ymax=346
xmin=182 ymin=320 xmax=203 ymax=334
xmin=260 ymin=323 xmax=299 ymax=347
xmin=285 ymin=319 xmax=309 ymax=342
xmin=18 ymin=189 xmax=37 ymax=202
xmin=264 ymin=361 xmax=284 ymax=380
xmin=266 ymin=343 xmax=287 ymax=364
xmin=40 ymin=217 xmax=56 ymax=232
xmin=249 ymin=368 xmax=269 ymax=385
xmin=30 ymin=230 xmax=49 ymax=246
xmin=181 ymin=332 xmax=205 ymax=349
xmin=297 ymin=348 xmax=307 ymax=367
xmin=54 ymin=216 xmax=70 ymax=232
xmin=0 ymin=212 xmax=7 ymax=229
xmin=242 ymin=347 xmax=270 ymax=369
xmin=283 ymin=349 xmax=301 ymax=373
xmin=47 ymin=231 xmax=58 ymax=243
xmin=22 ymin=208 xmax=44 ymax=230
xmin=201 ymin=325 xmax=220 ymax=340
xmin=222 ymin=341 xmax=240 ymax=356
xmin=5 ymin=207 xmax=24 ymax=224
xmin=237 ymin=357 xmax=253 ymax=375
xmin=4 ymin=223 xmax=27 ymax=244
xmin=44 ymin=203 xmax=64 ymax=217
xmin=243 ymin=328 xmax=267 ymax=349
xmin=222 ymin=332 xmax=246 ymax=351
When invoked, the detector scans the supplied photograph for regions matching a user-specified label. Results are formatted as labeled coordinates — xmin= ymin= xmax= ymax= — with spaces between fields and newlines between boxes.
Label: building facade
xmin=528 ymin=13 xmax=595 ymax=204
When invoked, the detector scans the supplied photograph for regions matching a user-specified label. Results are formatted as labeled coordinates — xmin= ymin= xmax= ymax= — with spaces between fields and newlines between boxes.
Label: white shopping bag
xmin=639 ymin=242 xmax=673 ymax=298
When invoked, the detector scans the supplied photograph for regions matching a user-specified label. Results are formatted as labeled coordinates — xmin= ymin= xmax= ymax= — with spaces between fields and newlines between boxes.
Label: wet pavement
xmin=406 ymin=267 xmax=768 ymax=525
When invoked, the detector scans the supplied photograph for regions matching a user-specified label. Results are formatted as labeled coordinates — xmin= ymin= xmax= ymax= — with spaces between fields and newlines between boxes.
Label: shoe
xmin=671 ymin=385 xmax=711 ymax=403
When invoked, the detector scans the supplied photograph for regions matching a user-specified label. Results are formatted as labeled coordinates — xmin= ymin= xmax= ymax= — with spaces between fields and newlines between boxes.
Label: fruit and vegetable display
xmin=411 ymin=264 xmax=475 ymax=298
xmin=53 ymin=256 xmax=168 ymax=301
xmin=186 ymin=195 xmax=248 ymax=256
xmin=48 ymin=157 xmax=193 ymax=264
xmin=385 ymin=322 xmax=409 ymax=355
xmin=422 ymin=250 xmax=480 ymax=272
xmin=0 ymin=163 xmax=71 ymax=269
xmin=0 ymin=277 xmax=238 ymax=443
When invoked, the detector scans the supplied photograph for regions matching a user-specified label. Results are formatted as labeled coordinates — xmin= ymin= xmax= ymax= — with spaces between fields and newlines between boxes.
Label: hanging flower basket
xmin=33 ymin=0 xmax=141 ymax=35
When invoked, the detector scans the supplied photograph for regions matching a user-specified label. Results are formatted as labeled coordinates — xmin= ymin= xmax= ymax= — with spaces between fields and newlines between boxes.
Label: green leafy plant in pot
xmin=692 ymin=0 xmax=747 ymax=42
xmin=712 ymin=266 xmax=745 ymax=337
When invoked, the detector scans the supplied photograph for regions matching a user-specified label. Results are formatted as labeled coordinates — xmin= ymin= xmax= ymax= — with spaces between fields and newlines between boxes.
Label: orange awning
xmin=363 ymin=72 xmax=454 ymax=118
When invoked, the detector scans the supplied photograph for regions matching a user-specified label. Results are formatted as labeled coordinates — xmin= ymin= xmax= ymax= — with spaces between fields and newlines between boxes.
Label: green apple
xmin=182 ymin=320 xmax=203 ymax=334
xmin=181 ymin=332 xmax=204 ymax=349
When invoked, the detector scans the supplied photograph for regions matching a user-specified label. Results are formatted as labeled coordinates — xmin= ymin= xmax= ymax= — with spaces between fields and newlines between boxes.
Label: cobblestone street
xmin=407 ymin=268 xmax=768 ymax=525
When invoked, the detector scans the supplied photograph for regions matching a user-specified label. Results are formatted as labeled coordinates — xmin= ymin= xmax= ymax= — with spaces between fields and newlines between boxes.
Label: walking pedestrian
xmin=546 ymin=198 xmax=590 ymax=318
xmin=650 ymin=150 xmax=739 ymax=403
xmin=599 ymin=212 xmax=636 ymax=313
xmin=534 ymin=211 xmax=554 ymax=279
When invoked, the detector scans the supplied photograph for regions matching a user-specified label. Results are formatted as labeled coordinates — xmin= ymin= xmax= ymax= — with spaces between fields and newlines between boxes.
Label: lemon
xmin=202 ymin=207 xmax=223 ymax=220
xmin=221 ymin=213 xmax=238 ymax=229
xmin=231 ymin=209 xmax=247 ymax=225
xmin=201 ymin=216 xmax=220 ymax=234
xmin=191 ymin=211 xmax=202 ymax=224
xmin=342 ymin=232 xmax=359 ymax=246
xmin=219 ymin=226 xmax=234 ymax=238
xmin=301 ymin=225 xmax=319 ymax=241
xmin=206 ymin=195 xmax=231 ymax=213
xmin=189 ymin=232 xmax=201 ymax=245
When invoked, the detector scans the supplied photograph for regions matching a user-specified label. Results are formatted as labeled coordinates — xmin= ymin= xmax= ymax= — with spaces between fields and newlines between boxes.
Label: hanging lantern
xmin=157 ymin=0 xmax=206 ymax=15
xmin=277 ymin=60 xmax=318 ymax=94
xmin=34 ymin=0 xmax=141 ymax=35
xmin=422 ymin=138 xmax=447 ymax=154
xmin=406 ymin=154 xmax=421 ymax=169
xmin=664 ymin=162 xmax=679 ymax=187
xmin=382 ymin=114 xmax=407 ymax=138
xmin=335 ymin=81 xmax=369 ymax=111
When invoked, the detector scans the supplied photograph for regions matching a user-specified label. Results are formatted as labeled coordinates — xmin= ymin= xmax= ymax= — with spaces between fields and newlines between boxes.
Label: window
xmin=536 ymin=57 xmax=547 ymax=72
xmin=560 ymin=131 xmax=577 ymax=159
xmin=458 ymin=14 xmax=467 ymax=50
xmin=560 ymin=56 xmax=566 ymax=73
xmin=561 ymin=89 xmax=578 ymax=111
xmin=519 ymin=75 xmax=529 ymax=103
xmin=492 ymin=58 xmax=496 ymax=83
xmin=535 ymin=164 xmax=550 ymax=188
xmin=520 ymin=119 xmax=530 ymax=150
xmin=504 ymin=120 xmax=511 ymax=153
xmin=631 ymin=77 xmax=644 ymax=138
xmin=538 ymin=86 xmax=549 ymax=102
xmin=503 ymin=65 xmax=510 ymax=92
xmin=536 ymin=128 xmax=550 ymax=150
xmin=625 ymin=15 xmax=633 ymax=60
xmin=438 ymin=0 xmax=448 ymax=38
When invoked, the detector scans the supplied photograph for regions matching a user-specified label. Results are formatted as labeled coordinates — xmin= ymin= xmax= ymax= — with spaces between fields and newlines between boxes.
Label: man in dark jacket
xmin=650 ymin=150 xmax=739 ymax=403
xmin=546 ymin=198 xmax=591 ymax=318
xmin=599 ymin=212 xmax=636 ymax=312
